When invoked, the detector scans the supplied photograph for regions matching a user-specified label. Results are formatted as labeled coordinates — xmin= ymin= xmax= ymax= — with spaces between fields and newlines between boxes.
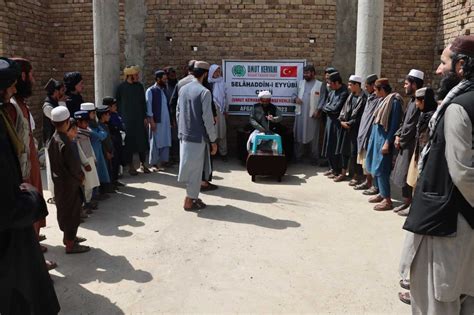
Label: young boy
xmin=104 ymin=96 xmax=125 ymax=187
xmin=80 ymin=102 xmax=111 ymax=198
xmin=96 ymin=104 xmax=115 ymax=192
xmin=47 ymin=106 xmax=90 ymax=254
xmin=74 ymin=110 xmax=100 ymax=213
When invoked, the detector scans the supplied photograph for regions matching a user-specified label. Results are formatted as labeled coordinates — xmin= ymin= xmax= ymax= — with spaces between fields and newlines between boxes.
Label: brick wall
xmin=0 ymin=0 xmax=472 ymax=147
xmin=0 ymin=0 xmax=53 ymax=140
xmin=381 ymin=0 xmax=439 ymax=94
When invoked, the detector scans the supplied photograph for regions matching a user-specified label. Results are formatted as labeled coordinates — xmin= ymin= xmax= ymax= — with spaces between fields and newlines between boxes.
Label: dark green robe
xmin=116 ymin=81 xmax=148 ymax=157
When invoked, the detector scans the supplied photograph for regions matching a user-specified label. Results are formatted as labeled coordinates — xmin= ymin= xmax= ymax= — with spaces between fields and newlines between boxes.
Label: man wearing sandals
xmin=177 ymin=61 xmax=217 ymax=211
xmin=401 ymin=35 xmax=474 ymax=314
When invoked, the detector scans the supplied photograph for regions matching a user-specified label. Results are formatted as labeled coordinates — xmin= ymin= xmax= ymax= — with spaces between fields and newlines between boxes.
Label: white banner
xmin=223 ymin=59 xmax=306 ymax=116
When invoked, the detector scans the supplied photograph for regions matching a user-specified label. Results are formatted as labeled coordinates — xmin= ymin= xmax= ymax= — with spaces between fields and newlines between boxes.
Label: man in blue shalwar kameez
xmin=365 ymin=78 xmax=403 ymax=211
xmin=146 ymin=70 xmax=171 ymax=171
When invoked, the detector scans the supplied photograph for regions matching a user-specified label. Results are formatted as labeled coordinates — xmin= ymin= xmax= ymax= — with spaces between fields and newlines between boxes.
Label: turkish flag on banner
xmin=280 ymin=66 xmax=298 ymax=77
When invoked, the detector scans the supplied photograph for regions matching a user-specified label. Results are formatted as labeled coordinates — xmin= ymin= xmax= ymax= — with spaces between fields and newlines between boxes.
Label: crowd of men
xmin=0 ymin=34 xmax=473 ymax=314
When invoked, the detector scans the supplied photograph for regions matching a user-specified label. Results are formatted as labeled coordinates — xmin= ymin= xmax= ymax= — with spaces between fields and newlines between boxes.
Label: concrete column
xmin=124 ymin=0 xmax=147 ymax=83
xmin=93 ymin=0 xmax=120 ymax=105
xmin=355 ymin=0 xmax=384 ymax=80
xmin=332 ymin=0 xmax=358 ymax=80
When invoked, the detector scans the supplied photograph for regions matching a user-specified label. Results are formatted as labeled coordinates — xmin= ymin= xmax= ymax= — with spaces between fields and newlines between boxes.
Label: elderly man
xmin=401 ymin=35 xmax=474 ymax=314
xmin=146 ymin=70 xmax=171 ymax=171
xmin=177 ymin=61 xmax=217 ymax=211
xmin=247 ymin=90 xmax=284 ymax=153
xmin=391 ymin=69 xmax=424 ymax=215
xmin=322 ymin=72 xmax=349 ymax=178
xmin=294 ymin=65 xmax=323 ymax=164
xmin=116 ymin=65 xmax=150 ymax=175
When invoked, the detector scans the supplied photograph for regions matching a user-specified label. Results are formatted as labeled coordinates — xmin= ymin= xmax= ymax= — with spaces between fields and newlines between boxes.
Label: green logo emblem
xmin=232 ymin=65 xmax=246 ymax=77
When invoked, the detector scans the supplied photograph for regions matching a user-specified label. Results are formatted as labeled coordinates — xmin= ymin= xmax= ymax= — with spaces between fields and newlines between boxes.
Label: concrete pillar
xmin=332 ymin=0 xmax=358 ymax=80
xmin=355 ymin=0 xmax=384 ymax=80
xmin=93 ymin=0 xmax=120 ymax=105
xmin=124 ymin=0 xmax=147 ymax=83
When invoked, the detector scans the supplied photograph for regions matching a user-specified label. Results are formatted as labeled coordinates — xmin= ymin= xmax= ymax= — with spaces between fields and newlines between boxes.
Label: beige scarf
xmin=373 ymin=92 xmax=404 ymax=132
xmin=0 ymin=104 xmax=24 ymax=157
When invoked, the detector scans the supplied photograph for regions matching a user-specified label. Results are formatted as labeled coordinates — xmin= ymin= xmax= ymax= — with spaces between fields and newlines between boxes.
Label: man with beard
xmin=365 ymin=78 xmax=403 ymax=211
xmin=354 ymin=74 xmax=380 ymax=194
xmin=5 ymin=58 xmax=56 ymax=269
xmin=334 ymin=74 xmax=367 ymax=184
xmin=391 ymin=69 xmax=424 ymax=214
xmin=0 ymin=57 xmax=60 ymax=315
xmin=42 ymin=78 xmax=65 ymax=146
xmin=177 ymin=61 xmax=217 ymax=211
xmin=322 ymin=71 xmax=349 ymax=178
xmin=146 ymin=70 xmax=171 ymax=171
xmin=401 ymin=35 xmax=474 ymax=314
xmin=64 ymin=71 xmax=84 ymax=116
xmin=116 ymin=65 xmax=150 ymax=175
xmin=293 ymin=65 xmax=323 ymax=164
xmin=164 ymin=66 xmax=178 ymax=101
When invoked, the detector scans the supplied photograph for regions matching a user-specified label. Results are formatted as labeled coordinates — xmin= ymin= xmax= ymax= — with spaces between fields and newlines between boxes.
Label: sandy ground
xmin=40 ymin=159 xmax=410 ymax=314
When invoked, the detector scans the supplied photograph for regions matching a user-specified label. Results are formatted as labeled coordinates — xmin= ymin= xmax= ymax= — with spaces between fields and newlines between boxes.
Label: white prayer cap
xmin=348 ymin=74 xmax=363 ymax=84
xmin=408 ymin=69 xmax=424 ymax=80
xmin=415 ymin=87 xmax=427 ymax=98
xmin=80 ymin=102 xmax=96 ymax=111
xmin=51 ymin=106 xmax=70 ymax=122
xmin=258 ymin=90 xmax=272 ymax=99
xmin=194 ymin=61 xmax=210 ymax=70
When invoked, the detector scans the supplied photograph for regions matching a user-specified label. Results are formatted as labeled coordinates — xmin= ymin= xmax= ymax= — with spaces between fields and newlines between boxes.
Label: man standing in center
xmin=293 ymin=65 xmax=323 ymax=164
xmin=116 ymin=66 xmax=150 ymax=175
xmin=177 ymin=61 xmax=217 ymax=211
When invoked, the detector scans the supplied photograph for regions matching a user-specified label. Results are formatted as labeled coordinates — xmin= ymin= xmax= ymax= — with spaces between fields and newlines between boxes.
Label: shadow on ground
xmin=50 ymin=246 xmax=152 ymax=314
xmin=197 ymin=205 xmax=301 ymax=230
xmin=81 ymin=185 xmax=164 ymax=237
xmin=202 ymin=184 xmax=278 ymax=203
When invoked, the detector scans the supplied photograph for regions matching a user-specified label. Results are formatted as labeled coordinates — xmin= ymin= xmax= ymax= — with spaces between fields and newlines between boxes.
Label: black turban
xmin=63 ymin=71 xmax=83 ymax=92
xmin=0 ymin=57 xmax=20 ymax=91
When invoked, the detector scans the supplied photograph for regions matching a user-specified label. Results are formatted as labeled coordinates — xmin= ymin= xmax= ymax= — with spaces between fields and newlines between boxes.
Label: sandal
xmin=183 ymin=199 xmax=207 ymax=211
xmin=327 ymin=173 xmax=338 ymax=179
xmin=333 ymin=174 xmax=346 ymax=182
xmin=399 ymin=279 xmax=410 ymax=290
xmin=39 ymin=234 xmax=47 ymax=242
xmin=373 ymin=202 xmax=393 ymax=211
xmin=75 ymin=236 xmax=87 ymax=243
xmin=45 ymin=260 xmax=57 ymax=271
xmin=323 ymin=170 xmax=334 ymax=176
xmin=398 ymin=291 xmax=411 ymax=305
xmin=66 ymin=243 xmax=91 ymax=254
xmin=47 ymin=197 xmax=55 ymax=204
xmin=368 ymin=195 xmax=383 ymax=203
xmin=363 ymin=187 xmax=379 ymax=195
xmin=348 ymin=179 xmax=359 ymax=186
xmin=354 ymin=182 xmax=370 ymax=190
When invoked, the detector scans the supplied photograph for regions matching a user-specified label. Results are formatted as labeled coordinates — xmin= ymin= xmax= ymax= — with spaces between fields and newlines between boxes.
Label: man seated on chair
xmin=247 ymin=90 xmax=284 ymax=154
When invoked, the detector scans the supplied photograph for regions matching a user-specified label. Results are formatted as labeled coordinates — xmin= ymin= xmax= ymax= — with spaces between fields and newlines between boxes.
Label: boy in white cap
xmin=392 ymin=69 xmax=424 ymax=214
xmin=47 ymin=106 xmax=90 ymax=254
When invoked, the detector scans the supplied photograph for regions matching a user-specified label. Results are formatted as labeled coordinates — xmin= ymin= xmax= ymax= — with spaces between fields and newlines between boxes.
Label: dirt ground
xmin=41 ymin=159 xmax=410 ymax=314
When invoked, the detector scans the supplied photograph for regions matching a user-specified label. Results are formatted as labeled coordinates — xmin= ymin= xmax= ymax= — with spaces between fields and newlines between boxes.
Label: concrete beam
xmin=93 ymin=0 xmax=120 ymax=104
xmin=355 ymin=0 xmax=384 ymax=81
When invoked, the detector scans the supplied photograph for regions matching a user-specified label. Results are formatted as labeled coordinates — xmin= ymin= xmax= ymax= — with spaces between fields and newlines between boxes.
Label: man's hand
xmin=106 ymin=152 xmax=113 ymax=160
xmin=295 ymin=97 xmax=303 ymax=105
xmin=210 ymin=143 xmax=218 ymax=155
xmin=84 ymin=165 xmax=92 ymax=172
xmin=150 ymin=120 xmax=157 ymax=132
xmin=20 ymin=182 xmax=36 ymax=192
xmin=341 ymin=121 xmax=350 ymax=129
xmin=266 ymin=114 xmax=274 ymax=121
xmin=394 ymin=136 xmax=401 ymax=150
xmin=381 ymin=142 xmax=390 ymax=155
